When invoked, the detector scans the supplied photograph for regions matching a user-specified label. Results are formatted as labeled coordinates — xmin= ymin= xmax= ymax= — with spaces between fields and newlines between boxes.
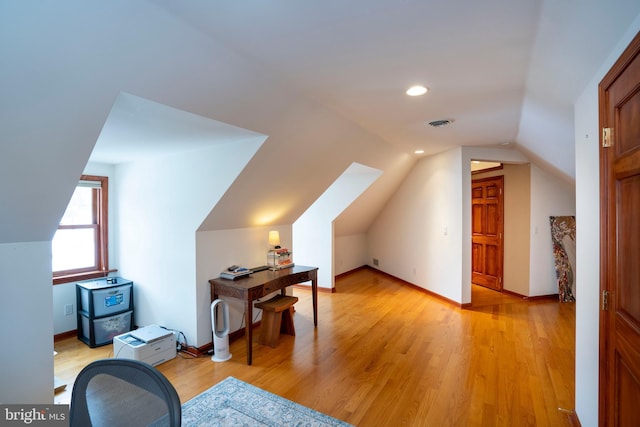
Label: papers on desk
xmin=219 ymin=267 xmax=251 ymax=280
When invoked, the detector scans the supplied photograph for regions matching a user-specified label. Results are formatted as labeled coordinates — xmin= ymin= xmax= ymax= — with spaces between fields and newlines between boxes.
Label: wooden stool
xmin=255 ymin=295 xmax=298 ymax=348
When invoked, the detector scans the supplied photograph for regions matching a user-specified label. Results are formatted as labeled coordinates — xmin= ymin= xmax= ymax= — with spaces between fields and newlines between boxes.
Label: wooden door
xmin=599 ymin=31 xmax=640 ymax=427
xmin=471 ymin=176 xmax=504 ymax=291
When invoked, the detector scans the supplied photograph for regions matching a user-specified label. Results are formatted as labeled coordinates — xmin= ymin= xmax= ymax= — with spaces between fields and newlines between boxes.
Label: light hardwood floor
xmin=54 ymin=268 xmax=577 ymax=426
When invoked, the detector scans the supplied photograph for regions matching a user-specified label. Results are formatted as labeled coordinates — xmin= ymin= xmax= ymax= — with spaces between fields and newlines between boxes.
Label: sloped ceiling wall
xmin=2 ymin=1 xmax=640 ymax=245
xmin=516 ymin=0 xmax=640 ymax=179
xmin=0 ymin=1 xmax=413 ymax=246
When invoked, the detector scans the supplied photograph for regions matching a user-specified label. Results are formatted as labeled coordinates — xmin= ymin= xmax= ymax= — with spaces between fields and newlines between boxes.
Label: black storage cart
xmin=76 ymin=277 xmax=134 ymax=347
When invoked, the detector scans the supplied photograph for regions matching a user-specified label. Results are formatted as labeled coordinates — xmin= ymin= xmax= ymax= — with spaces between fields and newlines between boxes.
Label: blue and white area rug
xmin=182 ymin=376 xmax=352 ymax=426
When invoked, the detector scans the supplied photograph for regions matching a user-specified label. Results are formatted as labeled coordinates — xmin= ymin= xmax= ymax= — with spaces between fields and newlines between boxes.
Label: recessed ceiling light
xmin=406 ymin=85 xmax=428 ymax=96
xmin=414 ymin=150 xmax=425 ymax=154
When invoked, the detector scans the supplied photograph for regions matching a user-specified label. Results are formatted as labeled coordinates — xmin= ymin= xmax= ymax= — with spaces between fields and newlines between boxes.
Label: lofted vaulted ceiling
xmin=1 ymin=0 xmax=639 ymax=243
xmin=147 ymin=0 xmax=639 ymax=180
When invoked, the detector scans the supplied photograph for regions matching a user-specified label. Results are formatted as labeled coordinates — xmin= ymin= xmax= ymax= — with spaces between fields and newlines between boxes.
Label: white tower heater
xmin=211 ymin=299 xmax=232 ymax=362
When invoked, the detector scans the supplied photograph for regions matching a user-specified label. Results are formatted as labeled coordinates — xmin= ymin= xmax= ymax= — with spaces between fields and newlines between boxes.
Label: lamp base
xmin=269 ymin=263 xmax=294 ymax=271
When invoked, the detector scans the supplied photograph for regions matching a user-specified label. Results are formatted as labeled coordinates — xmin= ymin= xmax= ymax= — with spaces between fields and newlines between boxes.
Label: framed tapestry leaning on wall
xmin=549 ymin=216 xmax=576 ymax=302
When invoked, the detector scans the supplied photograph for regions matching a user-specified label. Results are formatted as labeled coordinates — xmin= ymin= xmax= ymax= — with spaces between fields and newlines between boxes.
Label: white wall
xmin=0 ymin=242 xmax=54 ymax=403
xmin=293 ymin=218 xmax=333 ymax=289
xmin=294 ymin=163 xmax=382 ymax=289
xmin=529 ymin=164 xmax=576 ymax=296
xmin=368 ymin=148 xmax=464 ymax=303
xmin=334 ymin=234 xmax=368 ymax=276
xmin=116 ymin=140 xmax=262 ymax=348
xmin=573 ymin=16 xmax=640 ymax=426
xmin=574 ymin=78 xmax=602 ymax=427
xmin=52 ymin=281 xmax=76 ymax=334
xmin=369 ymin=145 xmax=571 ymax=304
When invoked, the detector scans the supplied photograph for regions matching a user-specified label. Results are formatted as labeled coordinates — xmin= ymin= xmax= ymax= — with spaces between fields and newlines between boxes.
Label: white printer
xmin=113 ymin=325 xmax=176 ymax=366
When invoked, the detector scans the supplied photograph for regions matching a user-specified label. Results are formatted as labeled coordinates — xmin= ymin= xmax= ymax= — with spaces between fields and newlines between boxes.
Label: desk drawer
xmin=275 ymin=272 xmax=311 ymax=288
xmin=263 ymin=282 xmax=281 ymax=294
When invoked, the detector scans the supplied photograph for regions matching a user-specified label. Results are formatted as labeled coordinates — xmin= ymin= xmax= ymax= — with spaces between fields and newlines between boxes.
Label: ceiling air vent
xmin=427 ymin=119 xmax=454 ymax=128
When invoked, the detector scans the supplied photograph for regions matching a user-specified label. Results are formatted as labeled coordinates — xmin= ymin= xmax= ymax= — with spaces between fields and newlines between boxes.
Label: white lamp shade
xmin=268 ymin=231 xmax=280 ymax=247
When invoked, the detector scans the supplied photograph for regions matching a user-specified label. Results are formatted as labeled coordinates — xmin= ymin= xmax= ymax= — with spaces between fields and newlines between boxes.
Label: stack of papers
xmin=220 ymin=267 xmax=251 ymax=280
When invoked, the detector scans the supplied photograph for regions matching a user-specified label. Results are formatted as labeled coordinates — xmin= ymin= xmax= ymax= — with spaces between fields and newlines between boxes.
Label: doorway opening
xmin=469 ymin=161 xmax=532 ymax=307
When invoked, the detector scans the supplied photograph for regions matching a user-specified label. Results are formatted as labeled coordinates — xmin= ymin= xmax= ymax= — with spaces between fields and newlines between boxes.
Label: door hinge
xmin=602 ymin=290 xmax=610 ymax=311
xmin=602 ymin=127 xmax=613 ymax=148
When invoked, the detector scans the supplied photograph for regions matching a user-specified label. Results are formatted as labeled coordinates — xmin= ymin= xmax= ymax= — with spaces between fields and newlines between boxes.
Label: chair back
xmin=69 ymin=358 xmax=181 ymax=427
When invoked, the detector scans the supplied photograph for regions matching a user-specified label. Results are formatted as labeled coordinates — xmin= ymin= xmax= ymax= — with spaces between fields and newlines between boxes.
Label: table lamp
xmin=268 ymin=231 xmax=281 ymax=249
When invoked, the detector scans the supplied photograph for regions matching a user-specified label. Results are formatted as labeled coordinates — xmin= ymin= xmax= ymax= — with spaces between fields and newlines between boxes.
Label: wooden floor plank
xmin=54 ymin=268 xmax=576 ymax=426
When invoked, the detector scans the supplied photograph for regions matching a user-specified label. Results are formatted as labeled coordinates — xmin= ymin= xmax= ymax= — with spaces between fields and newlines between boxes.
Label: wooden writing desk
xmin=209 ymin=265 xmax=318 ymax=365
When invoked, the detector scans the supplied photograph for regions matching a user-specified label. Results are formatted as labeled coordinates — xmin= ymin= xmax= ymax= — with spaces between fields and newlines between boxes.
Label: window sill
xmin=53 ymin=269 xmax=118 ymax=285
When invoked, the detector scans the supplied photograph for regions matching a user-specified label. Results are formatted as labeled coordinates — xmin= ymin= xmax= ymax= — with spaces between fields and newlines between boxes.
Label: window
xmin=52 ymin=175 xmax=109 ymax=284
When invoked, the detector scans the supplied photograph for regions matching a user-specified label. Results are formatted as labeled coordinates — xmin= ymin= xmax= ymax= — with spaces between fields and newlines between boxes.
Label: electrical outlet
xmin=64 ymin=304 xmax=74 ymax=316
xmin=373 ymin=258 xmax=379 ymax=266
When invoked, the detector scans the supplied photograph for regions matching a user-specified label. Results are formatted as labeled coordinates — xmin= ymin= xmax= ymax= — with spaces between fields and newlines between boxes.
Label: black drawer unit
xmin=76 ymin=277 xmax=134 ymax=347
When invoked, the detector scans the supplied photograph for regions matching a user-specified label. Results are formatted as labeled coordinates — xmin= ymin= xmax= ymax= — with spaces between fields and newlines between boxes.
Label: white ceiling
xmin=2 ymin=0 xmax=639 ymax=242
xmin=86 ymin=0 xmax=639 ymax=180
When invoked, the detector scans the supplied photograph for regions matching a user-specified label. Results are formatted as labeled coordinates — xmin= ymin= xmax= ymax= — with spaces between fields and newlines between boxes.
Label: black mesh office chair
xmin=69 ymin=358 xmax=181 ymax=427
